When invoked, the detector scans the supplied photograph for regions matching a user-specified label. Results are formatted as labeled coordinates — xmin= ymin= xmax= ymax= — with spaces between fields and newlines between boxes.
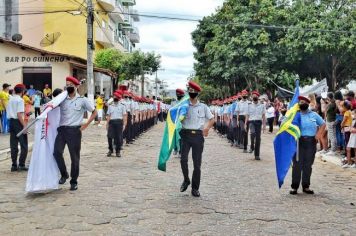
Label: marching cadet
xmin=290 ymin=96 xmax=326 ymax=195
xmin=7 ymin=84 xmax=28 ymax=172
xmin=246 ymin=91 xmax=266 ymax=160
xmin=122 ymin=91 xmax=134 ymax=144
xmin=180 ymin=81 xmax=214 ymax=197
xmin=235 ymin=94 xmax=242 ymax=146
xmin=236 ymin=90 xmax=250 ymax=152
xmin=106 ymin=91 xmax=127 ymax=158
xmin=53 ymin=76 xmax=97 ymax=191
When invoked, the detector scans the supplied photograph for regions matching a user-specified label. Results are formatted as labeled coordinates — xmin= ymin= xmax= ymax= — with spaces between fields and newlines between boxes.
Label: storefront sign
xmin=4 ymin=56 xmax=66 ymax=63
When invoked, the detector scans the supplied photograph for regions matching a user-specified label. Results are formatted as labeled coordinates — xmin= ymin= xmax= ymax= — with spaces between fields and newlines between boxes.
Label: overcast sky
xmin=135 ymin=0 xmax=224 ymax=90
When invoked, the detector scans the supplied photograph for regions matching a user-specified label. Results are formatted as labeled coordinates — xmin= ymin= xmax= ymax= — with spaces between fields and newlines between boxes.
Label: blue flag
xmin=273 ymin=80 xmax=301 ymax=188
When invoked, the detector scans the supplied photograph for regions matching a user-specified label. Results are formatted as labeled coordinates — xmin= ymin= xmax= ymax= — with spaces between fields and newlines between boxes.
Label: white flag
xmin=26 ymin=91 xmax=67 ymax=193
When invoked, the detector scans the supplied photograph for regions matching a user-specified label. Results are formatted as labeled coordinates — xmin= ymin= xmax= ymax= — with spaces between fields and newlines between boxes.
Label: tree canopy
xmin=192 ymin=0 xmax=356 ymax=95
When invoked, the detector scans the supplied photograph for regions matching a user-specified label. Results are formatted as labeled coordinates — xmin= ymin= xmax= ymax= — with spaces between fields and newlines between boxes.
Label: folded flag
xmin=274 ymin=80 xmax=301 ymax=188
xmin=158 ymin=96 xmax=189 ymax=171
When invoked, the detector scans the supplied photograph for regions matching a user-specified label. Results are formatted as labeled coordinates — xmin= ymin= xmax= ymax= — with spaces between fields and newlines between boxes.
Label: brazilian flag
xmin=158 ymin=96 xmax=189 ymax=171
xmin=274 ymin=80 xmax=302 ymax=188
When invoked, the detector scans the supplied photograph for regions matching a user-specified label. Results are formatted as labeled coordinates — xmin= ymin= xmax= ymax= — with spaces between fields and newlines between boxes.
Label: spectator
xmin=22 ymin=91 xmax=33 ymax=126
xmin=341 ymin=101 xmax=352 ymax=153
xmin=266 ymin=102 xmax=275 ymax=133
xmin=342 ymin=109 xmax=356 ymax=168
xmin=0 ymin=83 xmax=11 ymax=133
xmin=278 ymin=107 xmax=287 ymax=126
xmin=43 ymin=84 xmax=52 ymax=97
xmin=95 ymin=94 xmax=104 ymax=126
xmin=335 ymin=91 xmax=345 ymax=154
xmin=316 ymin=96 xmax=328 ymax=153
xmin=27 ymin=84 xmax=36 ymax=97
xmin=346 ymin=91 xmax=356 ymax=110
xmin=325 ymin=92 xmax=338 ymax=156
xmin=308 ymin=93 xmax=317 ymax=111
xmin=33 ymin=91 xmax=41 ymax=118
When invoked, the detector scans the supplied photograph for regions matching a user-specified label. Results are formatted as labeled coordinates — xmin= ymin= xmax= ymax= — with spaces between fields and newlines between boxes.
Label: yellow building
xmin=1 ymin=0 xmax=140 ymax=59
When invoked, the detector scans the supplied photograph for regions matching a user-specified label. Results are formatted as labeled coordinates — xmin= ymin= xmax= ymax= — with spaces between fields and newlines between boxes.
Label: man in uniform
xmin=7 ymin=84 xmax=28 ymax=172
xmin=180 ymin=81 xmax=214 ymax=197
xmin=246 ymin=91 xmax=266 ymax=160
xmin=53 ymin=76 xmax=97 ymax=191
xmin=106 ymin=92 xmax=127 ymax=157
xmin=236 ymin=90 xmax=250 ymax=152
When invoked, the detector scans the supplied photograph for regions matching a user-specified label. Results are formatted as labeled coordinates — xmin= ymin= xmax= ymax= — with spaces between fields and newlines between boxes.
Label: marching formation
xmin=210 ymin=90 xmax=268 ymax=161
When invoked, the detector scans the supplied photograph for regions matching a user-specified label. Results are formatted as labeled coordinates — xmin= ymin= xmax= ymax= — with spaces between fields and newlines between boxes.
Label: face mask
xmin=177 ymin=95 xmax=184 ymax=100
xmin=281 ymin=111 xmax=287 ymax=116
xmin=66 ymin=86 xmax=75 ymax=94
xmin=299 ymin=103 xmax=309 ymax=111
xmin=189 ymin=92 xmax=198 ymax=99
xmin=253 ymin=97 xmax=258 ymax=102
xmin=238 ymin=98 xmax=242 ymax=101
xmin=243 ymin=96 xmax=248 ymax=99
xmin=114 ymin=98 xmax=119 ymax=102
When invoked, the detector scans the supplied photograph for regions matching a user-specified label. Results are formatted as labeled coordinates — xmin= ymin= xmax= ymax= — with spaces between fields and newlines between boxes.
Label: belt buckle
xmin=192 ymin=130 xmax=196 ymax=134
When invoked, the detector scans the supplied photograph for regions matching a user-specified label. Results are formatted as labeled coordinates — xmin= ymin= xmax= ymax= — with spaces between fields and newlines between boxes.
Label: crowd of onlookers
xmin=0 ymin=83 xmax=54 ymax=134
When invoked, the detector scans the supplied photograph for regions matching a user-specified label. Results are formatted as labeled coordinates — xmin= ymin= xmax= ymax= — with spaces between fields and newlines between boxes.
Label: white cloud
xmin=135 ymin=0 xmax=224 ymax=89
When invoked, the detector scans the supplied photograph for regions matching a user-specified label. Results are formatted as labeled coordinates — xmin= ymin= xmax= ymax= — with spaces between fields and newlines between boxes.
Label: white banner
xmin=26 ymin=91 xmax=67 ymax=193
xmin=300 ymin=79 xmax=328 ymax=96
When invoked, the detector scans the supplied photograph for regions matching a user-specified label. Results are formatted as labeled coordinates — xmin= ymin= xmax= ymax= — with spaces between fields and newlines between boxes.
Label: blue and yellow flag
xmin=158 ymin=96 xmax=189 ymax=171
xmin=274 ymin=80 xmax=301 ymax=188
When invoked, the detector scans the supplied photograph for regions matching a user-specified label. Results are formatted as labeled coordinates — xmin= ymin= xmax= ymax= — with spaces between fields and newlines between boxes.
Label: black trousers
xmin=249 ymin=120 xmax=262 ymax=157
xmin=291 ymin=137 xmax=317 ymax=190
xmin=180 ymin=130 xmax=204 ymax=190
xmin=267 ymin=117 xmax=274 ymax=133
xmin=34 ymin=107 xmax=41 ymax=118
xmin=9 ymin=119 xmax=28 ymax=167
xmin=124 ymin=112 xmax=132 ymax=143
xmin=108 ymin=119 xmax=123 ymax=153
xmin=239 ymin=115 xmax=248 ymax=149
xmin=53 ymin=126 xmax=82 ymax=184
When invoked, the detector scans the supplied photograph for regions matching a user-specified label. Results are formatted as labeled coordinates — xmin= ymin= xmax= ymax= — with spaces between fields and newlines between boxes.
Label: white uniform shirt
xmin=6 ymin=95 xmax=24 ymax=119
xmin=182 ymin=101 xmax=214 ymax=130
xmin=59 ymin=94 xmax=94 ymax=126
xmin=107 ymin=102 xmax=126 ymax=120
xmin=237 ymin=100 xmax=249 ymax=115
xmin=247 ymin=102 xmax=266 ymax=121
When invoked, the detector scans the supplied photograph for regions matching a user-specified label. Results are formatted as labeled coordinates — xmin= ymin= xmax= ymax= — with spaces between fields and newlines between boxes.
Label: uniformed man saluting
xmin=180 ymin=81 xmax=214 ymax=197
xmin=106 ymin=91 xmax=127 ymax=157
xmin=53 ymin=76 xmax=97 ymax=191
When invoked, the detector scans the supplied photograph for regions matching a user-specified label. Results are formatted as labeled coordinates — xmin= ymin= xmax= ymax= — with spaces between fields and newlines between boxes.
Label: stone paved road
xmin=0 ymin=123 xmax=356 ymax=235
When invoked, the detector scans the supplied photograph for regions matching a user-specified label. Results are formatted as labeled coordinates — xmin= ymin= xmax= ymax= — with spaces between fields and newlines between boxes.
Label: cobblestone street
xmin=0 ymin=123 xmax=356 ymax=235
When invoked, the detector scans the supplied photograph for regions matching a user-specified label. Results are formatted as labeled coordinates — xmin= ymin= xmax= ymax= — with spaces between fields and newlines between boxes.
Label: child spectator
xmin=343 ymin=109 xmax=356 ymax=168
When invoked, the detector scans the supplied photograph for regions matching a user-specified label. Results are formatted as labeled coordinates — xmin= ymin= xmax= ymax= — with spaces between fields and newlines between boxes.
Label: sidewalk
xmin=0 ymin=130 xmax=34 ymax=161
xmin=316 ymin=151 xmax=356 ymax=172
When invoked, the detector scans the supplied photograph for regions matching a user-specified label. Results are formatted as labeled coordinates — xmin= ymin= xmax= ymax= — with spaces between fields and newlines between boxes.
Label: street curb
xmin=0 ymin=142 xmax=34 ymax=162
xmin=316 ymin=152 xmax=356 ymax=173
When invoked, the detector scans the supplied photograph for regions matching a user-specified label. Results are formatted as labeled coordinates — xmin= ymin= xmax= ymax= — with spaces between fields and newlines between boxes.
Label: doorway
xmin=23 ymin=67 xmax=52 ymax=91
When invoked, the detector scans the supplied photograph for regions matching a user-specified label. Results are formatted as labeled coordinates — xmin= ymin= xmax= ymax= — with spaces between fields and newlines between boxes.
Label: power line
xmin=1 ymin=9 xmax=354 ymax=35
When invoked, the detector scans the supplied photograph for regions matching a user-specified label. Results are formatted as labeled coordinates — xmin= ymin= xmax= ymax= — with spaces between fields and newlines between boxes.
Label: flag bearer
xmin=246 ymin=91 xmax=266 ymax=160
xmin=106 ymin=92 xmax=127 ymax=158
xmin=53 ymin=76 xmax=97 ymax=191
xmin=7 ymin=84 xmax=28 ymax=172
xmin=290 ymin=96 xmax=325 ymax=195
xmin=179 ymin=81 xmax=214 ymax=197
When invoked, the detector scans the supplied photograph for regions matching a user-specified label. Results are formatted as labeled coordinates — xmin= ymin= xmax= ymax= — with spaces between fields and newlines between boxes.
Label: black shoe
xmin=243 ymin=149 xmax=248 ymax=153
xmin=303 ymin=188 xmax=314 ymax=194
xmin=18 ymin=166 xmax=28 ymax=171
xmin=180 ymin=181 xmax=190 ymax=192
xmin=255 ymin=156 xmax=261 ymax=160
xmin=59 ymin=175 xmax=68 ymax=185
xmin=116 ymin=152 xmax=121 ymax=158
xmin=70 ymin=183 xmax=78 ymax=191
xmin=107 ymin=151 xmax=113 ymax=157
xmin=11 ymin=166 xmax=18 ymax=172
xmin=191 ymin=189 xmax=200 ymax=197
xmin=248 ymin=149 xmax=254 ymax=153
xmin=289 ymin=189 xmax=298 ymax=195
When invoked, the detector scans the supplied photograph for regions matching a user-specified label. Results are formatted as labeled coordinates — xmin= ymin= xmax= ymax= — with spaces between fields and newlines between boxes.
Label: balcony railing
xmin=95 ymin=27 xmax=114 ymax=47
xmin=121 ymin=0 xmax=136 ymax=6
xmin=129 ymin=27 xmax=139 ymax=43
xmin=131 ymin=9 xmax=139 ymax=22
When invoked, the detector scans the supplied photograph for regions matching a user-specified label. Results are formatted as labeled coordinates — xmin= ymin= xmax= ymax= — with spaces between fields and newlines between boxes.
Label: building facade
xmin=0 ymin=0 xmax=140 ymax=59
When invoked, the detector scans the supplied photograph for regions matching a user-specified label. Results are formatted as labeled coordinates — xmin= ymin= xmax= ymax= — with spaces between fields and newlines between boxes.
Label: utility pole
xmin=86 ymin=0 xmax=95 ymax=105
